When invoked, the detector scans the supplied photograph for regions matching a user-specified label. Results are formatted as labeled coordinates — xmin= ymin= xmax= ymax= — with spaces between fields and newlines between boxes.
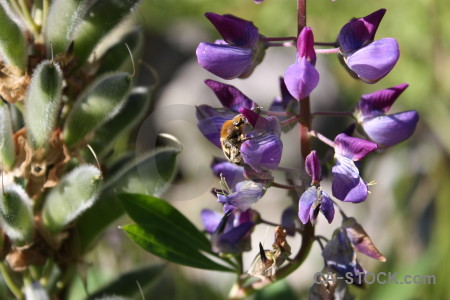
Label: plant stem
xmin=262 ymin=37 xmax=296 ymax=42
xmin=314 ymin=41 xmax=338 ymax=47
xmin=18 ymin=0 xmax=39 ymax=36
xmin=267 ymin=42 xmax=295 ymax=47
xmin=271 ymin=181 xmax=297 ymax=190
xmin=315 ymin=47 xmax=341 ymax=54
xmin=0 ymin=262 xmax=22 ymax=299
xmin=309 ymin=130 xmax=335 ymax=148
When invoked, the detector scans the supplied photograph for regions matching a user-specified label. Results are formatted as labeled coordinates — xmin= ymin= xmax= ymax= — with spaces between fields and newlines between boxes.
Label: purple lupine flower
xmin=196 ymin=13 xmax=267 ymax=79
xmin=281 ymin=206 xmax=300 ymax=236
xmin=355 ymin=83 xmax=419 ymax=147
xmin=201 ymin=208 xmax=256 ymax=254
xmin=338 ymin=9 xmax=399 ymax=83
xmin=217 ymin=180 xmax=264 ymax=211
xmin=239 ymin=108 xmax=283 ymax=172
xmin=211 ymin=158 xmax=245 ymax=190
xmin=284 ymin=27 xmax=320 ymax=100
xmin=299 ymin=151 xmax=334 ymax=224
xmin=269 ymin=77 xmax=299 ymax=132
xmin=196 ymin=80 xmax=257 ymax=147
xmin=322 ymin=229 xmax=366 ymax=286
xmin=332 ymin=134 xmax=377 ymax=203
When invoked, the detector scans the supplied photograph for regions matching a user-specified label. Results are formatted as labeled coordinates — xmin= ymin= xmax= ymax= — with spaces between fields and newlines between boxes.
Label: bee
xmin=220 ymin=114 xmax=250 ymax=165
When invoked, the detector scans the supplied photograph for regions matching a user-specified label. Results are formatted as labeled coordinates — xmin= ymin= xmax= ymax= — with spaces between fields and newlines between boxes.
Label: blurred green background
xmin=66 ymin=0 xmax=450 ymax=299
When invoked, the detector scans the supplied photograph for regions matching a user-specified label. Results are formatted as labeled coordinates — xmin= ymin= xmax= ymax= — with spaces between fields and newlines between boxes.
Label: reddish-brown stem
xmin=297 ymin=0 xmax=307 ymax=35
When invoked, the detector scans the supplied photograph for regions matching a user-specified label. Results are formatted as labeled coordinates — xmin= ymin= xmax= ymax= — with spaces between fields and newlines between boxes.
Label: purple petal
xmin=204 ymin=80 xmax=256 ymax=111
xmin=346 ymin=38 xmax=399 ymax=84
xmin=332 ymin=155 xmax=368 ymax=203
xmin=270 ymin=77 xmax=297 ymax=112
xmin=361 ymin=110 xmax=419 ymax=147
xmin=284 ymin=57 xmax=319 ymax=100
xmin=218 ymin=181 xmax=263 ymax=211
xmin=239 ymin=108 xmax=281 ymax=133
xmin=298 ymin=186 xmax=318 ymax=224
xmin=320 ymin=190 xmax=335 ymax=224
xmin=358 ymin=83 xmax=409 ymax=117
xmin=305 ymin=150 xmax=321 ymax=183
xmin=197 ymin=115 xmax=232 ymax=148
xmin=213 ymin=221 xmax=254 ymax=254
xmin=334 ymin=133 xmax=377 ymax=161
xmin=297 ymin=27 xmax=316 ymax=64
xmin=196 ymin=42 xmax=253 ymax=80
xmin=211 ymin=158 xmax=245 ymax=190
xmin=201 ymin=209 xmax=223 ymax=234
xmin=338 ymin=9 xmax=386 ymax=54
xmin=205 ymin=13 xmax=259 ymax=47
xmin=281 ymin=206 xmax=299 ymax=236
xmin=241 ymin=132 xmax=283 ymax=171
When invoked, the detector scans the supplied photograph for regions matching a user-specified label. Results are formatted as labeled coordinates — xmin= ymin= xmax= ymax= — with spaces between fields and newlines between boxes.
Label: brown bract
xmin=13 ymin=129 xmax=71 ymax=199
xmin=0 ymin=63 xmax=30 ymax=103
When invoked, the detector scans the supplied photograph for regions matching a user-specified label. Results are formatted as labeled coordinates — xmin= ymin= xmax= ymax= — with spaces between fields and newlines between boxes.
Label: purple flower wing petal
xmin=196 ymin=42 xmax=253 ymax=80
xmin=284 ymin=58 xmax=319 ymax=100
xmin=201 ymin=209 xmax=223 ymax=234
xmin=346 ymin=38 xmax=399 ymax=84
xmin=197 ymin=115 xmax=230 ymax=148
xmin=334 ymin=133 xmax=377 ymax=161
xmin=362 ymin=110 xmax=419 ymax=147
xmin=221 ymin=181 xmax=263 ymax=211
xmin=338 ymin=9 xmax=386 ymax=54
xmin=305 ymin=150 xmax=321 ymax=183
xmin=358 ymin=83 xmax=409 ymax=117
xmin=241 ymin=133 xmax=283 ymax=171
xmin=332 ymin=155 xmax=368 ymax=203
xmin=211 ymin=158 xmax=245 ymax=189
xmin=281 ymin=206 xmax=299 ymax=236
xmin=205 ymin=13 xmax=259 ymax=47
xmin=320 ymin=190 xmax=335 ymax=224
xmin=298 ymin=186 xmax=318 ymax=224
xmin=214 ymin=221 xmax=254 ymax=254
xmin=204 ymin=80 xmax=256 ymax=111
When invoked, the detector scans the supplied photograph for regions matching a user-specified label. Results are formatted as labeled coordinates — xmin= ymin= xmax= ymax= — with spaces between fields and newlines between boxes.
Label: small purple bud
xmin=284 ymin=57 xmax=320 ymax=100
xmin=357 ymin=83 xmax=409 ymax=117
xmin=297 ymin=27 xmax=316 ymax=64
xmin=305 ymin=150 xmax=321 ymax=184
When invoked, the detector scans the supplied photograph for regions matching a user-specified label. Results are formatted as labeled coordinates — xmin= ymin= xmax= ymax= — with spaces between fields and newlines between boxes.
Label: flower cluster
xmin=194 ymin=5 xmax=418 ymax=299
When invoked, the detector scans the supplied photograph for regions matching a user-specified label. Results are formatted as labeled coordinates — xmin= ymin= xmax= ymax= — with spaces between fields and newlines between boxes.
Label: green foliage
xmin=0 ymin=101 xmax=15 ymax=170
xmin=42 ymin=165 xmax=102 ymax=233
xmin=0 ymin=184 xmax=34 ymax=243
xmin=0 ymin=3 xmax=27 ymax=71
xmin=63 ymin=72 xmax=132 ymax=147
xmin=73 ymin=0 xmax=141 ymax=64
xmin=45 ymin=0 xmax=86 ymax=55
xmin=77 ymin=148 xmax=179 ymax=252
xmin=120 ymin=193 xmax=234 ymax=272
xmin=24 ymin=60 xmax=63 ymax=149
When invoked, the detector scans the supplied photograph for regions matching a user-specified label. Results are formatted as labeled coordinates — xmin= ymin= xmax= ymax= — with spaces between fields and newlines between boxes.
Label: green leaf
xmin=123 ymin=224 xmax=233 ymax=272
xmin=63 ymin=72 xmax=132 ymax=147
xmin=42 ymin=165 xmax=102 ymax=233
xmin=0 ymin=102 xmax=16 ymax=170
xmin=0 ymin=3 xmax=27 ymax=70
xmin=0 ymin=184 xmax=34 ymax=243
xmin=76 ymin=148 xmax=179 ymax=252
xmin=119 ymin=193 xmax=211 ymax=253
xmin=255 ymin=280 xmax=298 ymax=300
xmin=87 ymin=264 xmax=165 ymax=299
xmin=45 ymin=0 xmax=86 ymax=55
xmin=73 ymin=0 xmax=141 ymax=65
xmin=97 ymin=27 xmax=143 ymax=75
xmin=24 ymin=60 xmax=63 ymax=149
xmin=90 ymin=86 xmax=153 ymax=158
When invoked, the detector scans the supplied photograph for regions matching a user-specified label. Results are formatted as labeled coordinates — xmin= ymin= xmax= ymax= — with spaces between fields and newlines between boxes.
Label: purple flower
xmin=284 ymin=27 xmax=319 ymax=100
xmin=338 ymin=9 xmax=399 ymax=83
xmin=196 ymin=13 xmax=267 ymax=79
xmin=332 ymin=134 xmax=377 ymax=203
xmin=217 ymin=180 xmax=264 ymax=211
xmin=355 ymin=83 xmax=419 ymax=147
xmin=211 ymin=158 xmax=245 ymax=190
xmin=196 ymin=80 xmax=257 ymax=147
xmin=322 ymin=229 xmax=366 ymax=286
xmin=239 ymin=108 xmax=283 ymax=171
xmin=201 ymin=208 xmax=255 ymax=254
xmin=299 ymin=151 xmax=334 ymax=225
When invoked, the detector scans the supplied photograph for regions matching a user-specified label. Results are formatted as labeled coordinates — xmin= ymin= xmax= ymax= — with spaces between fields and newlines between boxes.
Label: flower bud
xmin=0 ymin=3 xmax=27 ymax=71
xmin=0 ymin=101 xmax=16 ymax=170
xmin=63 ymin=72 xmax=132 ymax=147
xmin=0 ymin=184 xmax=34 ymax=243
xmin=24 ymin=60 xmax=63 ymax=149
xmin=42 ymin=165 xmax=102 ymax=233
